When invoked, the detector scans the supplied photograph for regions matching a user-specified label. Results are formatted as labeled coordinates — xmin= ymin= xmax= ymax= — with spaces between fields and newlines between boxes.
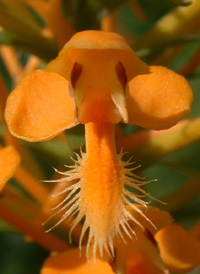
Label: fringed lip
xmin=43 ymin=122 xmax=160 ymax=260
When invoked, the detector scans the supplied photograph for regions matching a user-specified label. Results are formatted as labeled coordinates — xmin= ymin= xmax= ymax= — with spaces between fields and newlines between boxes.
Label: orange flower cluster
xmin=0 ymin=76 xmax=20 ymax=192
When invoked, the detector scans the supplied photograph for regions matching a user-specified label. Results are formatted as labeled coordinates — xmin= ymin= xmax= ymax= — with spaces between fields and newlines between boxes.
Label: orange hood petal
xmin=155 ymin=223 xmax=200 ymax=272
xmin=46 ymin=30 xmax=149 ymax=123
xmin=47 ymin=30 xmax=149 ymax=81
xmin=126 ymin=66 xmax=193 ymax=130
xmin=5 ymin=70 xmax=77 ymax=142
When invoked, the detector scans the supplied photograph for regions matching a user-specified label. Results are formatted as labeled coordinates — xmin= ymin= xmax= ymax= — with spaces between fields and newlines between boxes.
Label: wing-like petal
xmin=127 ymin=66 xmax=193 ymax=130
xmin=5 ymin=70 xmax=77 ymax=142
xmin=155 ymin=224 xmax=200 ymax=272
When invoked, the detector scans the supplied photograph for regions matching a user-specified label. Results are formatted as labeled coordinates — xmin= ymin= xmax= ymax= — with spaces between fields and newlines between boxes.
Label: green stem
xmin=158 ymin=179 xmax=200 ymax=212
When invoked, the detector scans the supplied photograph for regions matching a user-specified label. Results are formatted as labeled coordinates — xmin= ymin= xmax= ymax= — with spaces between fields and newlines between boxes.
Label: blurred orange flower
xmin=0 ymin=145 xmax=20 ymax=192
xmin=41 ymin=206 xmax=200 ymax=274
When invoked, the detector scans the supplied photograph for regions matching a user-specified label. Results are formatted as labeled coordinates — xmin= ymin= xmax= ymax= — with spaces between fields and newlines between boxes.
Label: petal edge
xmin=155 ymin=224 xmax=200 ymax=272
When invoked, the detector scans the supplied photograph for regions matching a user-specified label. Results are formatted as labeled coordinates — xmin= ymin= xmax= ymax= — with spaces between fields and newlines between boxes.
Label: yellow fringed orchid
xmin=5 ymin=30 xmax=193 ymax=258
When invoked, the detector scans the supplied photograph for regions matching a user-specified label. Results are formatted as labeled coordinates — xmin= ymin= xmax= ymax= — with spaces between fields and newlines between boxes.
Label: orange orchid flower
xmin=41 ymin=206 xmax=200 ymax=274
xmin=5 ymin=30 xmax=193 ymax=258
xmin=0 ymin=75 xmax=21 ymax=192
xmin=0 ymin=145 xmax=20 ymax=192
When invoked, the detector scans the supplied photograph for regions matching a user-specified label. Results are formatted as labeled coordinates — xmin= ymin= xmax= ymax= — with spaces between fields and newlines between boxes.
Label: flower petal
xmin=125 ymin=254 xmax=167 ymax=274
xmin=5 ymin=70 xmax=77 ymax=142
xmin=191 ymin=221 xmax=200 ymax=241
xmin=115 ymin=227 xmax=168 ymax=274
xmin=0 ymin=146 xmax=20 ymax=191
xmin=127 ymin=205 xmax=172 ymax=235
xmin=126 ymin=66 xmax=193 ymax=130
xmin=46 ymin=31 xmax=149 ymax=124
xmin=46 ymin=30 xmax=149 ymax=82
xmin=155 ymin=224 xmax=200 ymax=272
xmin=41 ymin=247 xmax=115 ymax=274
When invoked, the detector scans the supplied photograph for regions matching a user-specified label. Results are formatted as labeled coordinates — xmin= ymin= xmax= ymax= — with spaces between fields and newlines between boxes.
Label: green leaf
xmin=62 ymin=0 xmax=127 ymax=31
xmin=0 ymin=0 xmax=42 ymax=31
xmin=0 ymin=3 xmax=58 ymax=61
xmin=0 ymin=30 xmax=13 ymax=44
xmin=26 ymin=139 xmax=75 ymax=166
xmin=0 ymin=7 xmax=40 ymax=39
xmin=97 ymin=0 xmax=127 ymax=12
xmin=132 ymin=118 xmax=200 ymax=167
xmin=0 ymin=220 xmax=18 ymax=233
xmin=0 ymin=31 xmax=58 ymax=61
xmin=173 ymin=194 xmax=200 ymax=228
xmin=0 ymin=233 xmax=48 ymax=274
xmin=66 ymin=124 xmax=85 ymax=150
xmin=135 ymin=34 xmax=200 ymax=62
xmin=169 ymin=0 xmax=192 ymax=6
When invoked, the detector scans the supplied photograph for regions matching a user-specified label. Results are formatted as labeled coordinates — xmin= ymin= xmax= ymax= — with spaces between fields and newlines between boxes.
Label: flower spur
xmin=5 ymin=30 xmax=193 ymax=259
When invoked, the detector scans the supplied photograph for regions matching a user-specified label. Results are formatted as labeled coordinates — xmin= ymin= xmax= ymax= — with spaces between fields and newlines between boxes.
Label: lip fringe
xmin=43 ymin=150 xmax=159 ymax=260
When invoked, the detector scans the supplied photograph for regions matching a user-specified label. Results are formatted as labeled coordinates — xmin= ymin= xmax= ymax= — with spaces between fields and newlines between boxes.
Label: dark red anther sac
xmin=70 ymin=62 xmax=82 ymax=89
xmin=115 ymin=61 xmax=128 ymax=91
